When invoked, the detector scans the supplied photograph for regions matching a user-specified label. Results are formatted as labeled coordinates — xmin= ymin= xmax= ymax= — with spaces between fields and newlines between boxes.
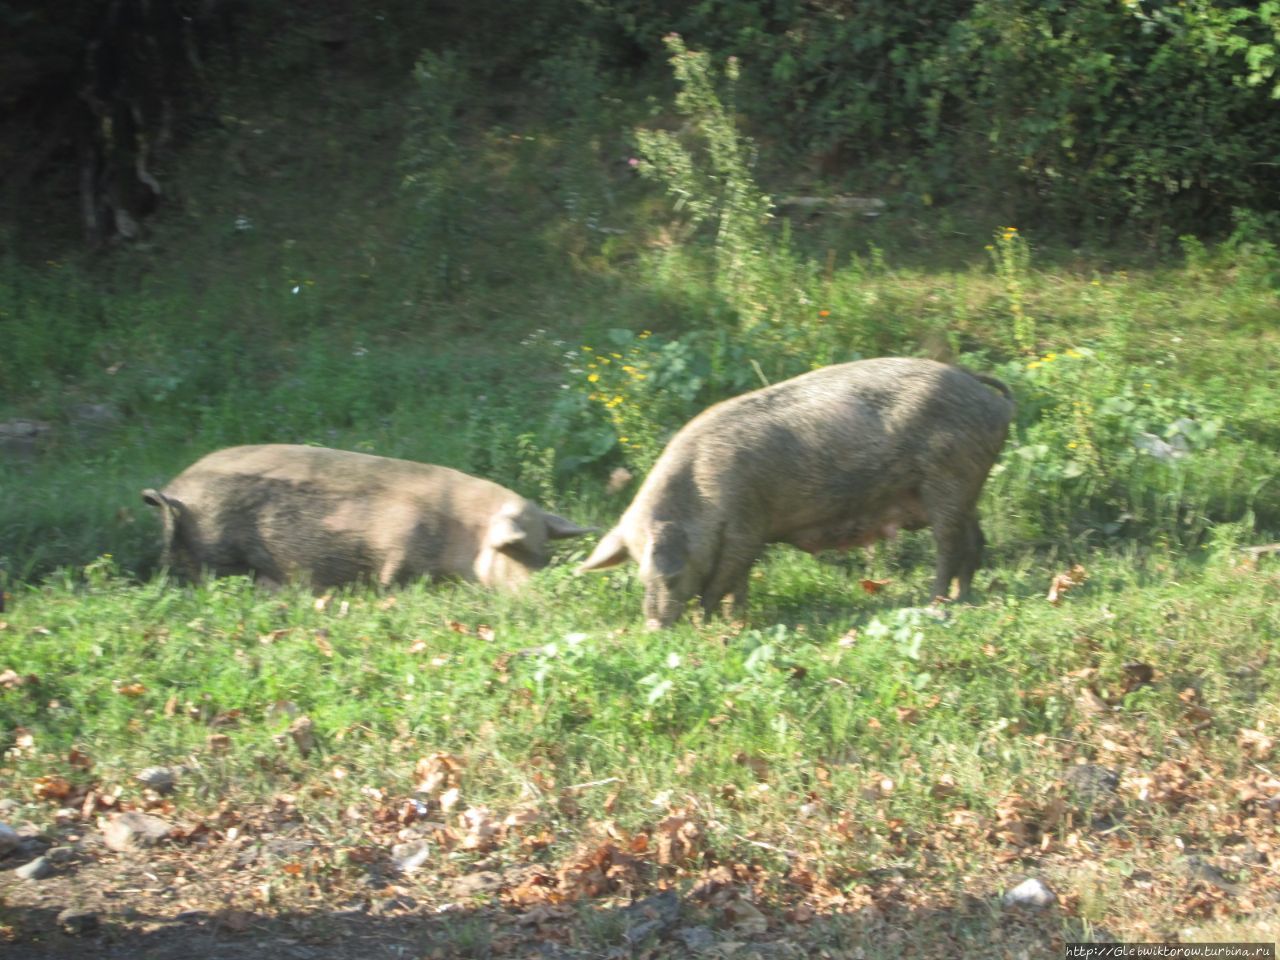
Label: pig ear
xmin=142 ymin=489 xmax=182 ymax=515
xmin=648 ymin=522 xmax=687 ymax=579
xmin=487 ymin=513 xmax=529 ymax=551
xmin=541 ymin=511 xmax=594 ymax=540
xmin=578 ymin=528 xmax=630 ymax=571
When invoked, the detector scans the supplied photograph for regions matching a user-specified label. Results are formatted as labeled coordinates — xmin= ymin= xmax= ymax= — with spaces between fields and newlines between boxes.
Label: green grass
xmin=3 ymin=546 xmax=1279 ymax=941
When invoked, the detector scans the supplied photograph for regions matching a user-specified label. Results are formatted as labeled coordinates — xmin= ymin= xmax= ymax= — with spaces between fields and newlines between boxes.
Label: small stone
xmin=1064 ymin=764 xmax=1119 ymax=799
xmin=724 ymin=899 xmax=768 ymax=936
xmin=45 ymin=845 xmax=76 ymax=864
xmin=1002 ymin=877 xmax=1057 ymax=908
xmin=390 ymin=839 xmax=432 ymax=875
xmin=15 ymin=856 xmax=53 ymax=880
xmin=447 ymin=870 xmax=504 ymax=898
xmin=56 ymin=908 xmax=100 ymax=936
xmin=0 ymin=822 xmax=19 ymax=858
xmin=675 ymin=926 xmax=718 ymax=953
xmin=289 ymin=716 xmax=316 ymax=758
xmin=102 ymin=811 xmax=172 ymax=852
xmin=136 ymin=766 xmax=179 ymax=794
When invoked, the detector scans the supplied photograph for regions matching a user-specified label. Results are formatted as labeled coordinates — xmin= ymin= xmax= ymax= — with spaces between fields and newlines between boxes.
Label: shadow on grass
xmin=1 ymin=883 xmax=1086 ymax=960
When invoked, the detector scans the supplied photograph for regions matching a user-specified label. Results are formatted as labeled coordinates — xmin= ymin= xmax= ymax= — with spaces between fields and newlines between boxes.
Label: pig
xmin=142 ymin=444 xmax=591 ymax=590
xmin=579 ymin=357 xmax=1014 ymax=627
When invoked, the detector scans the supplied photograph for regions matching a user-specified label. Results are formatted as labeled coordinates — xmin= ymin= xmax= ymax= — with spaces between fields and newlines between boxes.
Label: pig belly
xmin=785 ymin=519 xmax=899 ymax=554
xmin=779 ymin=495 xmax=928 ymax=554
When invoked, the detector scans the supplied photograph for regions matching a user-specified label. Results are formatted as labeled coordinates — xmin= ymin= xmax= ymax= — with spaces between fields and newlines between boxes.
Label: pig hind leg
xmin=952 ymin=516 xmax=985 ymax=599
xmin=922 ymin=482 xmax=985 ymax=601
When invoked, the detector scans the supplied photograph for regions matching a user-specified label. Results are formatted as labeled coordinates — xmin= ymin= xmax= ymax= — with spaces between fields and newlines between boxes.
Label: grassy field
xmin=2 ymin=37 xmax=1280 ymax=959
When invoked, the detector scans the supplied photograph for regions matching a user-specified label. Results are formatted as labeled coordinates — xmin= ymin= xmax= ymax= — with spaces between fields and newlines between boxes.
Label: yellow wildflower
xmin=587 ymin=373 xmax=600 ymax=383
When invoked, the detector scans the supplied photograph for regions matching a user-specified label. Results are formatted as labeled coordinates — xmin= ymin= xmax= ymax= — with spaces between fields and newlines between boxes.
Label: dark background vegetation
xmin=5 ymin=0 xmax=1280 ymax=250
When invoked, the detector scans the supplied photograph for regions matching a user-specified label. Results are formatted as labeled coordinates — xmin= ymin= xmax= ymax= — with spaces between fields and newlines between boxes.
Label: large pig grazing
xmin=580 ymin=358 xmax=1014 ymax=627
xmin=143 ymin=444 xmax=591 ymax=590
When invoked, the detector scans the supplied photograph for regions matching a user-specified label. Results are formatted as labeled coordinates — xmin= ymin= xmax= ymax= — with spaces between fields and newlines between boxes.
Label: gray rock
xmin=0 ymin=419 xmax=52 ymax=460
xmin=390 ymin=839 xmax=432 ymax=875
xmin=15 ymin=856 xmax=53 ymax=880
xmin=136 ymin=765 xmax=179 ymax=794
xmin=1002 ymin=877 xmax=1057 ymax=908
xmin=102 ymin=811 xmax=172 ymax=851
xmin=447 ymin=870 xmax=505 ymax=898
xmin=674 ymin=925 xmax=718 ymax=952
xmin=45 ymin=845 xmax=76 ymax=864
xmin=1064 ymin=764 xmax=1119 ymax=800
xmin=622 ymin=890 xmax=682 ymax=944
xmin=56 ymin=907 xmax=99 ymax=935
xmin=0 ymin=822 xmax=19 ymax=858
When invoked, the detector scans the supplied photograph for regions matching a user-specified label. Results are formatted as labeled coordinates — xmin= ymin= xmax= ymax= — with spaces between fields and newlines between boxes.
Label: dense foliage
xmin=6 ymin=1 xmax=1280 ymax=243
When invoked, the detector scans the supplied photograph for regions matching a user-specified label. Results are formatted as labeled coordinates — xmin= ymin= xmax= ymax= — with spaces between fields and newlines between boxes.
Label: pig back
xmin=652 ymin=358 xmax=1012 ymax=530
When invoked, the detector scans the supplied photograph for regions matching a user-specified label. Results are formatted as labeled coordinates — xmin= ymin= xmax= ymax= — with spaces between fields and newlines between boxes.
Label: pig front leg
xmin=699 ymin=536 xmax=760 ymax=621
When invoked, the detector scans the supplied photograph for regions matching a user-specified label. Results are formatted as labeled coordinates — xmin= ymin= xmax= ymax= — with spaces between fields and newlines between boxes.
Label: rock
xmin=136 ymin=765 xmax=179 ymax=794
xmin=0 ymin=822 xmax=19 ymax=858
xmin=102 ymin=811 xmax=172 ymax=851
xmin=0 ymin=419 xmax=52 ymax=460
xmin=447 ymin=870 xmax=504 ymax=898
xmin=1181 ymin=855 xmax=1241 ymax=895
xmin=69 ymin=403 xmax=122 ymax=442
xmin=675 ymin=926 xmax=718 ymax=953
xmin=723 ymin=899 xmax=769 ymax=936
xmin=390 ymin=839 xmax=432 ymax=875
xmin=15 ymin=856 xmax=53 ymax=880
xmin=1002 ymin=877 xmax=1057 ymax=909
xmin=45 ymin=845 xmax=76 ymax=864
xmin=1064 ymin=764 xmax=1119 ymax=800
xmin=622 ymin=889 xmax=682 ymax=944
xmin=288 ymin=716 xmax=316 ymax=758
xmin=56 ymin=908 xmax=100 ymax=935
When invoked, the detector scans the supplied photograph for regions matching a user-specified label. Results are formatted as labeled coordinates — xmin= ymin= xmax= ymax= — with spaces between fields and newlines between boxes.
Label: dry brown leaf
xmin=313 ymin=630 xmax=334 ymax=657
xmin=1047 ymin=564 xmax=1088 ymax=604
xmin=734 ymin=752 xmax=769 ymax=781
xmin=655 ymin=812 xmax=703 ymax=865
xmin=33 ymin=775 xmax=72 ymax=801
xmin=1238 ymin=728 xmax=1275 ymax=760
xmin=67 ymin=747 xmax=93 ymax=770
xmin=459 ymin=806 xmax=501 ymax=851
xmin=207 ymin=733 xmax=232 ymax=754
xmin=476 ymin=624 xmax=496 ymax=642
xmin=414 ymin=752 xmax=465 ymax=795
xmin=860 ymin=578 xmax=891 ymax=594
xmin=116 ymin=682 xmax=147 ymax=697
xmin=288 ymin=716 xmax=316 ymax=757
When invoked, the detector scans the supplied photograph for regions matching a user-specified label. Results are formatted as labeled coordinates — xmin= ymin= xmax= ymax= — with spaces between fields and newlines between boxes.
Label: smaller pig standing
xmin=143 ymin=444 xmax=591 ymax=590
xmin=580 ymin=358 xmax=1014 ymax=627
